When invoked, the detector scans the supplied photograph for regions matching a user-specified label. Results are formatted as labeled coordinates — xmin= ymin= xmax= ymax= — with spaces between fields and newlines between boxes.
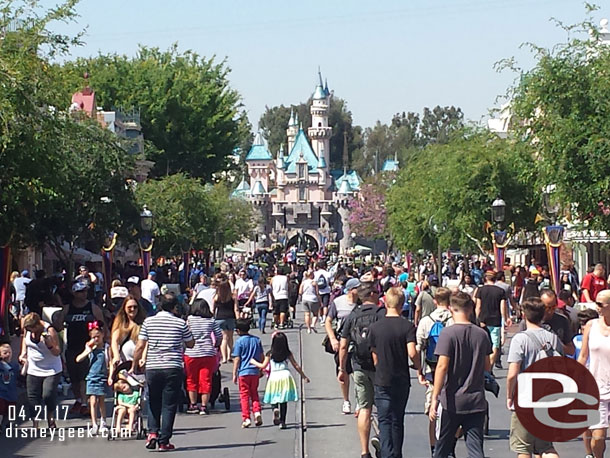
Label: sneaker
xmin=158 ymin=443 xmax=175 ymax=452
xmin=199 ymin=406 xmax=209 ymax=415
xmin=99 ymin=422 xmax=108 ymax=434
xmin=361 ymin=454 xmax=372 ymax=458
xmin=279 ymin=423 xmax=287 ymax=430
xmin=146 ymin=432 xmax=158 ymax=449
xmin=90 ymin=423 xmax=99 ymax=435
xmin=68 ymin=400 xmax=82 ymax=414
xmin=306 ymin=329 xmax=312 ymax=334
xmin=371 ymin=435 xmax=381 ymax=458
xmin=186 ymin=404 xmax=199 ymax=414
xmin=341 ymin=400 xmax=352 ymax=414
xmin=241 ymin=418 xmax=252 ymax=428
xmin=273 ymin=408 xmax=281 ymax=425
xmin=254 ymin=412 xmax=263 ymax=426
xmin=495 ymin=359 xmax=503 ymax=369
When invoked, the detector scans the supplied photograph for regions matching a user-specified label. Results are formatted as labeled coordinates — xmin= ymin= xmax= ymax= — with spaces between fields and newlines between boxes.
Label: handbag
xmin=321 ymin=335 xmax=335 ymax=354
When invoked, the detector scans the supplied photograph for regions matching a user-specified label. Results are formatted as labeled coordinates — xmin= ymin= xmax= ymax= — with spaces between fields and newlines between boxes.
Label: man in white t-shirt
xmin=271 ymin=265 xmax=290 ymax=329
xmin=141 ymin=271 xmax=161 ymax=308
xmin=314 ymin=261 xmax=332 ymax=322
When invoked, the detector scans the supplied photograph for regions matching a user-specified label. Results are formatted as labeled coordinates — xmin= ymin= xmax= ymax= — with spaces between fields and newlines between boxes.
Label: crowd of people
xmin=1 ymin=252 xmax=610 ymax=458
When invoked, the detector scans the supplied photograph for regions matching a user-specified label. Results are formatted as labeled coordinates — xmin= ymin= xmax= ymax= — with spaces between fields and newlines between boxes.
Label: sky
xmin=42 ymin=0 xmax=607 ymax=129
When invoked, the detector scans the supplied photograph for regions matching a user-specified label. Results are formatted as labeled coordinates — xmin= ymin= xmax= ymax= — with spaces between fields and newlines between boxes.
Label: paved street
xmin=0 ymin=317 xmax=589 ymax=458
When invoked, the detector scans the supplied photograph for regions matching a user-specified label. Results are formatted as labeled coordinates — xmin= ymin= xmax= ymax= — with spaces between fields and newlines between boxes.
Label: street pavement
xmin=0 ymin=316 xmax=592 ymax=458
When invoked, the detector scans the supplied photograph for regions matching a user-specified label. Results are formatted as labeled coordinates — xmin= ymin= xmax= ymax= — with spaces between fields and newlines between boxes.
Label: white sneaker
xmin=90 ymin=423 xmax=99 ymax=435
xmin=341 ymin=400 xmax=351 ymax=414
xmin=241 ymin=418 xmax=252 ymax=428
xmin=99 ymin=421 xmax=108 ymax=434
xmin=254 ymin=412 xmax=263 ymax=426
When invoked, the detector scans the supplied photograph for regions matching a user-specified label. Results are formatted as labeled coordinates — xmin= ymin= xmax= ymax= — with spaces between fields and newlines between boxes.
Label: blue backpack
xmin=425 ymin=318 xmax=448 ymax=366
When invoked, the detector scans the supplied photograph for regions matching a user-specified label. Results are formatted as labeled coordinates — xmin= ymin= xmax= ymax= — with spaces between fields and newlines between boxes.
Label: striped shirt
xmin=139 ymin=311 xmax=193 ymax=370
xmin=184 ymin=316 xmax=222 ymax=358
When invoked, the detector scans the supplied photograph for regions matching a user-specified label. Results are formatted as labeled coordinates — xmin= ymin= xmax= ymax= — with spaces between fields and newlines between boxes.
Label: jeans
xmin=256 ymin=303 xmax=268 ymax=332
xmin=433 ymin=408 xmax=485 ymax=458
xmin=374 ymin=378 xmax=410 ymax=458
xmin=26 ymin=373 xmax=61 ymax=419
xmin=238 ymin=374 xmax=261 ymax=420
xmin=146 ymin=368 xmax=183 ymax=445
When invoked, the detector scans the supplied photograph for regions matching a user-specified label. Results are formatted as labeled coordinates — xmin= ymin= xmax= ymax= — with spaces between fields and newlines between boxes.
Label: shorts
xmin=273 ymin=299 xmax=289 ymax=315
xmin=352 ymin=370 xmax=375 ymax=410
xmin=86 ymin=378 xmax=107 ymax=397
xmin=488 ymin=326 xmax=501 ymax=349
xmin=320 ymin=294 xmax=330 ymax=308
xmin=510 ymin=412 xmax=555 ymax=454
xmin=217 ymin=319 xmax=236 ymax=331
xmin=589 ymin=399 xmax=610 ymax=429
xmin=424 ymin=383 xmax=433 ymax=414
xmin=303 ymin=300 xmax=320 ymax=315
xmin=0 ymin=398 xmax=16 ymax=417
xmin=66 ymin=348 xmax=89 ymax=383
xmin=184 ymin=355 xmax=217 ymax=394
xmin=334 ymin=352 xmax=353 ymax=375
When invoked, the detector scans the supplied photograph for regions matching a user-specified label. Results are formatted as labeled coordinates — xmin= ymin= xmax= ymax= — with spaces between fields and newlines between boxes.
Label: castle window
xmin=298 ymin=163 xmax=305 ymax=179
xmin=318 ymin=122 xmax=322 ymax=127
xmin=299 ymin=187 xmax=306 ymax=201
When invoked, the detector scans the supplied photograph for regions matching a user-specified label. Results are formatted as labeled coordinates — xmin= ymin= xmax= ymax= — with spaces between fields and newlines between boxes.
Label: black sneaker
xmin=495 ymin=360 xmax=503 ymax=369
xmin=371 ymin=435 xmax=381 ymax=458
xmin=186 ymin=404 xmax=199 ymax=414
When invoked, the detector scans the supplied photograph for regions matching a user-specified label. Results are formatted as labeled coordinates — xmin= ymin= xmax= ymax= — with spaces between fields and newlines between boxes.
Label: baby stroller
xmin=240 ymin=305 xmax=257 ymax=330
xmin=209 ymin=369 xmax=231 ymax=411
xmin=107 ymin=364 xmax=147 ymax=440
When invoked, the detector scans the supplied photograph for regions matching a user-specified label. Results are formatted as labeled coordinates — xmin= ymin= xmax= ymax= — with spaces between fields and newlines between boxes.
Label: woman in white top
xmin=578 ymin=289 xmax=610 ymax=458
xmin=271 ymin=265 xmax=290 ymax=329
xmin=299 ymin=271 xmax=322 ymax=333
xmin=109 ymin=295 xmax=147 ymax=383
xmin=19 ymin=312 xmax=62 ymax=428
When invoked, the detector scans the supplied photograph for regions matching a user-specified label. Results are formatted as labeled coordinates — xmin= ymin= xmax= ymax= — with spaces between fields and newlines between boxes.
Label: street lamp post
xmin=491 ymin=198 xmax=510 ymax=272
xmin=139 ymin=206 xmax=154 ymax=277
xmin=429 ymin=218 xmax=446 ymax=279
xmin=542 ymin=186 xmax=564 ymax=293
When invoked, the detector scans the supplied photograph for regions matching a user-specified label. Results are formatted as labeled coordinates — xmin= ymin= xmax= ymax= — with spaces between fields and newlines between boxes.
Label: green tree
xmin=258 ymin=104 xmax=292 ymax=155
xmin=419 ymin=105 xmax=464 ymax=145
xmin=387 ymin=130 xmax=537 ymax=253
xmin=135 ymin=175 xmax=253 ymax=255
xmin=507 ymin=11 xmax=610 ymax=228
xmin=60 ymin=46 xmax=250 ymax=180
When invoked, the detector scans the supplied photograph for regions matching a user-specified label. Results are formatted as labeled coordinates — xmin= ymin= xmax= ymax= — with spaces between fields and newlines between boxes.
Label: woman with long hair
xmin=109 ymin=295 xmax=146 ymax=382
xmin=213 ymin=274 xmax=239 ymax=364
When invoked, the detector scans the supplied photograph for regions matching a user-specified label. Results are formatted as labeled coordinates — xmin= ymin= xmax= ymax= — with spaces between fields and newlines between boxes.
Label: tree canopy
xmin=59 ymin=45 xmax=251 ymax=180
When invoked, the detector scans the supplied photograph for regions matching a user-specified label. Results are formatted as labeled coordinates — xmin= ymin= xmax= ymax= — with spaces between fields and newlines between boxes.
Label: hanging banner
xmin=183 ymin=250 xmax=191 ymax=289
xmin=101 ymin=233 xmax=117 ymax=308
xmin=0 ymin=246 xmax=11 ymax=343
xmin=544 ymin=225 xmax=564 ymax=293
xmin=139 ymin=237 xmax=154 ymax=278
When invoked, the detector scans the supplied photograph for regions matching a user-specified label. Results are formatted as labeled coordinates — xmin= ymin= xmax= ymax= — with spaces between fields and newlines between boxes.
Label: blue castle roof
xmin=381 ymin=158 xmax=399 ymax=172
xmin=245 ymin=132 xmax=272 ymax=161
xmin=284 ymin=129 xmax=319 ymax=174
xmin=231 ymin=178 xmax=251 ymax=198
xmin=331 ymin=170 xmax=362 ymax=192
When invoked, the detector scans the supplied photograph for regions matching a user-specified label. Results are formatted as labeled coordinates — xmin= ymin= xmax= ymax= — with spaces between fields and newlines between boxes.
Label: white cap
xmin=127 ymin=276 xmax=140 ymax=285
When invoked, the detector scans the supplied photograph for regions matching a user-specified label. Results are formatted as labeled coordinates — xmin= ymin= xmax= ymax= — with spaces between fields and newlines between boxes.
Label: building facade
xmin=233 ymin=73 xmax=362 ymax=254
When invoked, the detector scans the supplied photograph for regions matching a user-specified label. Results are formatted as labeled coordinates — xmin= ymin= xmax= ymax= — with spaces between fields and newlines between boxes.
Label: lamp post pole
xmin=491 ymin=198 xmax=508 ymax=272
xmin=139 ymin=206 xmax=154 ymax=277
xmin=542 ymin=186 xmax=563 ymax=293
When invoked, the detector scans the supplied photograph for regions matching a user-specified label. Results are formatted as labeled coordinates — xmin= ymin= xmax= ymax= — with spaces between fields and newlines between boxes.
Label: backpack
xmin=317 ymin=273 xmax=328 ymax=290
xmin=425 ymin=315 xmax=450 ymax=366
xmin=349 ymin=305 xmax=379 ymax=371
xmin=523 ymin=330 xmax=562 ymax=363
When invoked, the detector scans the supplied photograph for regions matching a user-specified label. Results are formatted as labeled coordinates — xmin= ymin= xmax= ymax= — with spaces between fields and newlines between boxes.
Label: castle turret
xmin=287 ymin=108 xmax=298 ymax=152
xmin=308 ymin=70 xmax=332 ymax=171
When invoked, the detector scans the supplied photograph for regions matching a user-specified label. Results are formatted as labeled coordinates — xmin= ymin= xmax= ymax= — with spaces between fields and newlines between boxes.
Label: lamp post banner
xmin=0 ymin=246 xmax=11 ymax=343
xmin=139 ymin=237 xmax=154 ymax=278
xmin=183 ymin=250 xmax=190 ymax=289
xmin=101 ymin=233 xmax=117 ymax=309
xmin=492 ymin=229 xmax=510 ymax=272
xmin=544 ymin=225 xmax=564 ymax=293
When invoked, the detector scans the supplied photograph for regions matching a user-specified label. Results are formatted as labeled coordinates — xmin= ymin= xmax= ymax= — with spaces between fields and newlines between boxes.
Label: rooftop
xmin=284 ymin=129 xmax=319 ymax=174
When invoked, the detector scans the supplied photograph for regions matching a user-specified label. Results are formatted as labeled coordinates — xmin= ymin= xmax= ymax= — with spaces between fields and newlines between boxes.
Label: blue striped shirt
xmin=184 ymin=316 xmax=222 ymax=358
xmin=139 ymin=311 xmax=193 ymax=370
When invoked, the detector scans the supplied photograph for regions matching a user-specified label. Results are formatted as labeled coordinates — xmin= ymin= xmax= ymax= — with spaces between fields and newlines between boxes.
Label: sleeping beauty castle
xmin=233 ymin=72 xmax=362 ymax=254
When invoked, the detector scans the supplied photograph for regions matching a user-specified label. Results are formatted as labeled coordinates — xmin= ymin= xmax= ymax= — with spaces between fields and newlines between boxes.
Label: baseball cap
xmin=110 ymin=286 xmax=129 ymax=299
xmin=127 ymin=276 xmax=140 ymax=285
xmin=72 ymin=282 xmax=88 ymax=292
xmin=149 ymin=271 xmax=157 ymax=277
xmin=345 ymin=278 xmax=361 ymax=291
xmin=21 ymin=269 xmax=29 ymax=277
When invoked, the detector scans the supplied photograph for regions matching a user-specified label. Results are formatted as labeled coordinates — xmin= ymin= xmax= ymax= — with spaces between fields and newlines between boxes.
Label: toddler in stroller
xmin=108 ymin=365 xmax=146 ymax=440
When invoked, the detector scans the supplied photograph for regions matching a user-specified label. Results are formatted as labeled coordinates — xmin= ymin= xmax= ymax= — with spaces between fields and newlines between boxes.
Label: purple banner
xmin=0 ymin=246 xmax=11 ymax=342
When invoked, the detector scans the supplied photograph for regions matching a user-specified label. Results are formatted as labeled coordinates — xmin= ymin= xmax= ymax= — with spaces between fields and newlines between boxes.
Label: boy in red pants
xmin=232 ymin=319 xmax=264 ymax=428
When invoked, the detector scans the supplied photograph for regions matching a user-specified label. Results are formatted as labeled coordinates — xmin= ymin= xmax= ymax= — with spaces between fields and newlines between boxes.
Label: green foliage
xmin=0 ymin=0 xmax=138 ymax=259
xmin=508 ymin=19 xmax=610 ymax=228
xmin=135 ymin=175 xmax=253 ymax=255
xmin=59 ymin=45 xmax=250 ymax=180
xmin=387 ymin=130 xmax=538 ymax=253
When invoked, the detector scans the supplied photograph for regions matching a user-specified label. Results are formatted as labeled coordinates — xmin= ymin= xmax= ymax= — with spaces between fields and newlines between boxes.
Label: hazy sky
xmin=44 ymin=0 xmax=606 ymax=128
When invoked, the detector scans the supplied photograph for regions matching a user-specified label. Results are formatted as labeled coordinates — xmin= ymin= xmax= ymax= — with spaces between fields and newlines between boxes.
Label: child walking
xmin=0 ymin=343 xmax=18 ymax=432
xmin=250 ymin=332 xmax=309 ymax=429
xmin=232 ymin=318 xmax=264 ymax=428
xmin=76 ymin=320 xmax=109 ymax=435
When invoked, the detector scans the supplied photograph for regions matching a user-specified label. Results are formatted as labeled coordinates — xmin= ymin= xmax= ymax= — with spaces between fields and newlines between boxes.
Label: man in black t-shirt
xmin=369 ymin=286 xmax=422 ymax=458
xmin=474 ymin=271 xmax=510 ymax=368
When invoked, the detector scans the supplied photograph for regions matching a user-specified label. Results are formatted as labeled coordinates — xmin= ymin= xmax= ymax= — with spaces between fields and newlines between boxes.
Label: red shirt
xmin=580 ymin=273 xmax=607 ymax=302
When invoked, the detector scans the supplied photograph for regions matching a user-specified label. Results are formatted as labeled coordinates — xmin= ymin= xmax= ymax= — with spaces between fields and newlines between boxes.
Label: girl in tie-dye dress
xmin=250 ymin=332 xmax=309 ymax=429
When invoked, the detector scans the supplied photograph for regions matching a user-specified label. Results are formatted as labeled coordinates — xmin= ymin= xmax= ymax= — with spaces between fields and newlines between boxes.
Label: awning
xmin=353 ymin=244 xmax=372 ymax=253
xmin=45 ymin=242 xmax=103 ymax=263
xmin=225 ymin=245 xmax=247 ymax=253
xmin=565 ymin=229 xmax=610 ymax=244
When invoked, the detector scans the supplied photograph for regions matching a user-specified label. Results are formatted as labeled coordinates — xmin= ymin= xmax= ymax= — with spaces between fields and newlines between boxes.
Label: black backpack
xmin=349 ymin=305 xmax=379 ymax=371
